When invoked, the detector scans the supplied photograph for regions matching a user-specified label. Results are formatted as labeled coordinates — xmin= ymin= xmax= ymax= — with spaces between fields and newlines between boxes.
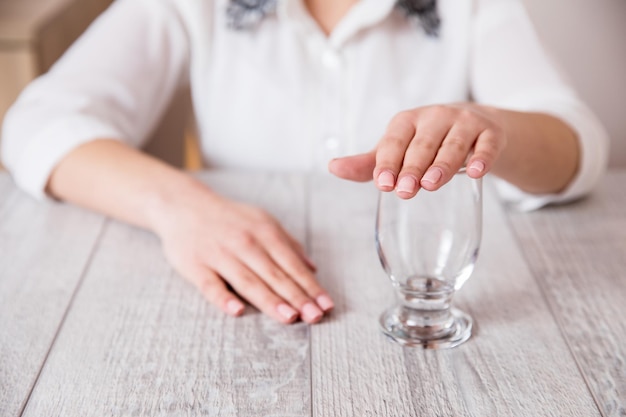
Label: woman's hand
xmin=329 ymin=103 xmax=506 ymax=197
xmin=149 ymin=180 xmax=334 ymax=324
xmin=47 ymin=140 xmax=334 ymax=325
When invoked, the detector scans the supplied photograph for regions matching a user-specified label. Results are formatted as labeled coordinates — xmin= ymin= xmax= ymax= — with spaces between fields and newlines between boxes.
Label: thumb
xmin=328 ymin=151 xmax=376 ymax=182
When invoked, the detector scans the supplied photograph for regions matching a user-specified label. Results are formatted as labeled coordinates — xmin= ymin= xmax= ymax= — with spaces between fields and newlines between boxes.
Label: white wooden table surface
xmin=1 ymin=170 xmax=625 ymax=417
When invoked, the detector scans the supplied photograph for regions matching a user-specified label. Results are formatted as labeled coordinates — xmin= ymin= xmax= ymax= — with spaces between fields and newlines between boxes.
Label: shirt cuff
xmin=11 ymin=117 xmax=123 ymax=200
xmin=491 ymin=90 xmax=609 ymax=211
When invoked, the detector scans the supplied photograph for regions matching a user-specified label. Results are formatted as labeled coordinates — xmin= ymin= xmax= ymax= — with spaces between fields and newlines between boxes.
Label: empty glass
xmin=376 ymin=169 xmax=482 ymax=349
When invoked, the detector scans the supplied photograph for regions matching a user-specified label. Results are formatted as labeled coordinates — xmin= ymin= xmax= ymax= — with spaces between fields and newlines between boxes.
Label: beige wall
xmin=0 ymin=0 xmax=187 ymax=168
xmin=0 ymin=50 xmax=39 ymax=124
xmin=0 ymin=0 xmax=114 ymax=120
xmin=0 ymin=0 xmax=116 ymax=169
xmin=523 ymin=0 xmax=626 ymax=167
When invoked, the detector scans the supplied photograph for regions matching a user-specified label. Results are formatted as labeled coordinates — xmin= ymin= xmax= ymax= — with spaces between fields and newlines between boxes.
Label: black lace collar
xmin=226 ymin=0 xmax=440 ymax=36
xmin=397 ymin=0 xmax=440 ymax=36
xmin=226 ymin=0 xmax=277 ymax=30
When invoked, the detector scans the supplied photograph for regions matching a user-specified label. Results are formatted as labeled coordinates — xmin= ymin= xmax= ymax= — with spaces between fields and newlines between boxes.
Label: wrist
xmin=142 ymin=171 xmax=214 ymax=237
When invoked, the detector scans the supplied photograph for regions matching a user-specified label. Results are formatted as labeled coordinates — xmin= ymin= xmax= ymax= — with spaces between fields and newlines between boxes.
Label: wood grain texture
xmin=0 ymin=175 xmax=105 ymax=417
xmin=21 ymin=172 xmax=311 ymax=417
xmin=309 ymin=175 xmax=600 ymax=417
xmin=4 ymin=171 xmax=619 ymax=416
xmin=507 ymin=170 xmax=626 ymax=417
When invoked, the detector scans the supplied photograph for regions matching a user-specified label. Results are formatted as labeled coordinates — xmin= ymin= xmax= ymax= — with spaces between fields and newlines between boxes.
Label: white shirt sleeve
xmin=0 ymin=0 xmax=190 ymax=199
xmin=470 ymin=0 xmax=609 ymax=211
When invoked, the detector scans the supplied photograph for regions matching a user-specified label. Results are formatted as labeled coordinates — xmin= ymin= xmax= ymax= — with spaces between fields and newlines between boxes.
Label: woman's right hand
xmin=45 ymin=140 xmax=332 ymax=324
xmin=149 ymin=178 xmax=334 ymax=324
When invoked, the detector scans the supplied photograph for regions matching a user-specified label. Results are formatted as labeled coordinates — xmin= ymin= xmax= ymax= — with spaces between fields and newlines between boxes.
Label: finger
xmin=257 ymin=225 xmax=334 ymax=313
xmin=419 ymin=124 xmax=479 ymax=192
xmin=285 ymin=234 xmax=317 ymax=272
xmin=258 ymin=265 xmax=325 ymax=323
xmin=216 ymin=257 xmax=303 ymax=324
xmin=374 ymin=113 xmax=416 ymax=191
xmin=283 ymin=235 xmax=333 ymax=312
xmin=229 ymin=242 xmax=325 ymax=323
xmin=328 ymin=151 xmax=376 ymax=182
xmin=466 ymin=128 xmax=503 ymax=178
xmin=190 ymin=264 xmax=246 ymax=317
xmin=395 ymin=117 xmax=452 ymax=198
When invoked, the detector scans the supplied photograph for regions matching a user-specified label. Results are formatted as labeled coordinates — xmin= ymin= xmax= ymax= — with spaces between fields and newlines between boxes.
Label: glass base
xmin=380 ymin=306 xmax=473 ymax=349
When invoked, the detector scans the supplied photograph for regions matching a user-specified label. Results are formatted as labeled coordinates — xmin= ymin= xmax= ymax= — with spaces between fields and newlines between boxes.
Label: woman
xmin=0 ymin=0 xmax=608 ymax=324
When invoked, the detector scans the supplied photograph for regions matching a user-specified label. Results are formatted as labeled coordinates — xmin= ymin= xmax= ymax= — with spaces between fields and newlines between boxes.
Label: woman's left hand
xmin=328 ymin=103 xmax=507 ymax=198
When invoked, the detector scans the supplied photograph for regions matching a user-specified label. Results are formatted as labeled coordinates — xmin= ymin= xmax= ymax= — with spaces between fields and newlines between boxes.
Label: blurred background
xmin=1 ymin=0 xmax=625 ymax=168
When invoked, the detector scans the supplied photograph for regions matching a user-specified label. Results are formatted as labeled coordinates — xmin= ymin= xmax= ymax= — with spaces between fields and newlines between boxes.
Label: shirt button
xmin=322 ymin=49 xmax=341 ymax=69
xmin=324 ymin=136 xmax=340 ymax=151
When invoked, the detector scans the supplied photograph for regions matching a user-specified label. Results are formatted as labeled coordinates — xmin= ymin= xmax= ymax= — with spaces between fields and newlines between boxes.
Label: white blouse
xmin=0 ymin=0 xmax=608 ymax=210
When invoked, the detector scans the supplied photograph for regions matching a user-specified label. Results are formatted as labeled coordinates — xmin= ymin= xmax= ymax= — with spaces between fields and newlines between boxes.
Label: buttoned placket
xmin=278 ymin=0 xmax=398 ymax=169
xmin=319 ymin=41 xmax=345 ymax=164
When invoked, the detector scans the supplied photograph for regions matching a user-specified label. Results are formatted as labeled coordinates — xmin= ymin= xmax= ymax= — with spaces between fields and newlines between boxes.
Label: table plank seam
xmin=501 ymin=210 xmax=607 ymax=417
xmin=305 ymin=175 xmax=315 ymax=417
xmin=18 ymin=220 xmax=108 ymax=417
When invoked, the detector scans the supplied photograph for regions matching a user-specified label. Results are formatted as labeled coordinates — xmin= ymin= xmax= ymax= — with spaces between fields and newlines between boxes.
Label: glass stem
xmin=396 ymin=288 xmax=456 ymax=339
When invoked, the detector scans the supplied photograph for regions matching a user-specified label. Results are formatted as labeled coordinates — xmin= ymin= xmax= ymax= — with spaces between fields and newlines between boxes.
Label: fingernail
xmin=301 ymin=302 xmax=323 ymax=323
xmin=422 ymin=168 xmax=443 ymax=185
xmin=277 ymin=303 xmax=298 ymax=322
xmin=226 ymin=299 xmax=245 ymax=316
xmin=396 ymin=176 xmax=417 ymax=194
xmin=468 ymin=160 xmax=485 ymax=175
xmin=316 ymin=294 xmax=334 ymax=311
xmin=377 ymin=171 xmax=395 ymax=188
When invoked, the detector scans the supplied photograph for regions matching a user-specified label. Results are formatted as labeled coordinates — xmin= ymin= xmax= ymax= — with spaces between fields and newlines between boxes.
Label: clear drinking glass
xmin=376 ymin=169 xmax=482 ymax=349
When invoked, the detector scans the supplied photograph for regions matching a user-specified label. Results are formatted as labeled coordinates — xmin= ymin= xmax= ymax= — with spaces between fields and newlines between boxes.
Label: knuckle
xmin=413 ymin=139 xmax=439 ymax=153
xmin=458 ymin=108 xmax=477 ymax=121
xmin=477 ymin=147 xmax=498 ymax=162
xmin=256 ymin=290 xmax=281 ymax=306
xmin=198 ymin=278 xmax=215 ymax=295
xmin=381 ymin=134 xmax=408 ymax=151
xmin=431 ymin=104 xmax=456 ymax=117
xmin=488 ymin=123 xmax=505 ymax=137
xmin=391 ymin=110 xmax=415 ymax=124
xmin=198 ymin=247 xmax=223 ymax=267
xmin=294 ymin=273 xmax=322 ymax=297
xmin=281 ymin=289 xmax=309 ymax=308
xmin=442 ymin=136 xmax=467 ymax=154
xmin=257 ymin=223 xmax=282 ymax=241
xmin=483 ymin=135 xmax=501 ymax=150
xmin=430 ymin=105 xmax=455 ymax=119
xmin=231 ymin=276 xmax=268 ymax=303
xmin=234 ymin=270 xmax=257 ymax=286
xmin=258 ymin=209 xmax=275 ymax=223
xmin=301 ymin=281 xmax=323 ymax=298
xmin=250 ymin=208 xmax=274 ymax=224
xmin=265 ymin=267 xmax=290 ymax=285
xmin=477 ymin=133 xmax=503 ymax=159
xmin=199 ymin=278 xmax=226 ymax=303
xmin=399 ymin=163 xmax=426 ymax=178
xmin=231 ymin=230 xmax=256 ymax=250
xmin=433 ymin=160 xmax=455 ymax=175
xmin=292 ymin=257 xmax=314 ymax=275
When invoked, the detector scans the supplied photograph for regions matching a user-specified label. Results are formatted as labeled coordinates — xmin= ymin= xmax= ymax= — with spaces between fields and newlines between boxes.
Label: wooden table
xmin=1 ymin=170 xmax=625 ymax=416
